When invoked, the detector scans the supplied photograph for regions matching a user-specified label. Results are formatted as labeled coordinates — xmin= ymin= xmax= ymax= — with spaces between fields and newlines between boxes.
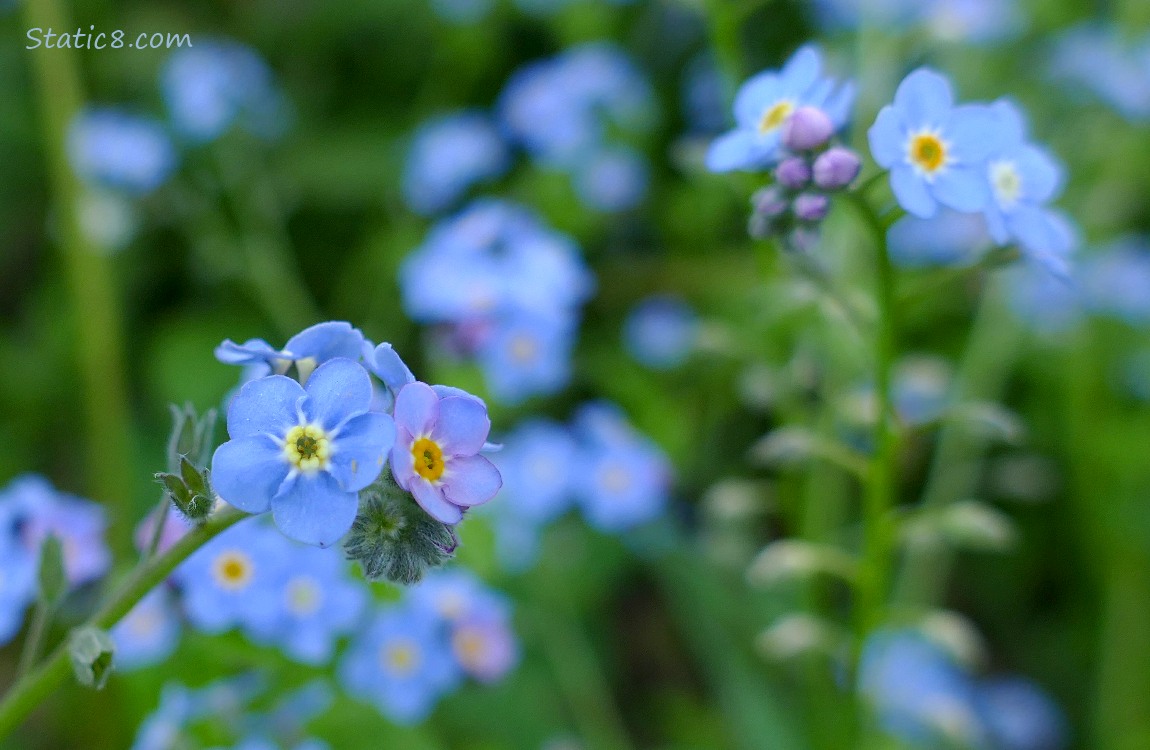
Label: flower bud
xmin=781 ymin=106 xmax=833 ymax=151
xmin=793 ymin=193 xmax=830 ymax=222
xmin=751 ymin=185 xmax=788 ymax=217
xmin=775 ymin=157 xmax=811 ymax=189
xmin=813 ymin=147 xmax=861 ymax=190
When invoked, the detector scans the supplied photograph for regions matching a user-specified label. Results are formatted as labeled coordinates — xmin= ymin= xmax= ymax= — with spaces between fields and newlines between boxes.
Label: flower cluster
xmin=1047 ymin=24 xmax=1150 ymax=122
xmin=860 ymin=629 xmax=1066 ymax=750
xmin=0 ymin=475 xmax=110 ymax=645
xmin=485 ymin=402 xmax=673 ymax=571
xmin=212 ymin=321 xmax=501 ymax=550
xmin=400 ymin=200 xmax=594 ymax=404
xmin=403 ymin=42 xmax=653 ymax=215
xmin=870 ymin=69 xmax=1073 ymax=277
xmin=340 ymin=569 xmax=518 ymax=724
xmin=131 ymin=675 xmax=332 ymax=750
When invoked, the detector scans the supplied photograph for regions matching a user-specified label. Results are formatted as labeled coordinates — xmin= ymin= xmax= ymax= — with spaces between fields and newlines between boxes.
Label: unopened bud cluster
xmin=748 ymin=106 xmax=861 ymax=248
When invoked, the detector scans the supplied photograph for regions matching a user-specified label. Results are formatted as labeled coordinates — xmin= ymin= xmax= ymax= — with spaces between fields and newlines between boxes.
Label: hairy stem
xmin=0 ymin=507 xmax=247 ymax=739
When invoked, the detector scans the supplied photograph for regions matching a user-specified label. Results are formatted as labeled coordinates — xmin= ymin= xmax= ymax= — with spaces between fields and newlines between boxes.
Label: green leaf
xmin=36 ymin=534 xmax=66 ymax=608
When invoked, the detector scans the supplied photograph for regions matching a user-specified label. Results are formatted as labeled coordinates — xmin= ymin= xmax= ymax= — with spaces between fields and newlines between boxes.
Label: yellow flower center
xmin=283 ymin=423 xmax=332 ymax=473
xmin=212 ymin=550 xmax=254 ymax=591
xmin=510 ymin=335 xmax=537 ymax=363
xmin=989 ymin=160 xmax=1022 ymax=207
xmin=452 ymin=628 xmax=487 ymax=668
xmin=412 ymin=437 xmax=445 ymax=482
xmin=907 ymin=131 xmax=948 ymax=177
xmin=286 ymin=575 xmax=322 ymax=616
xmin=759 ymin=99 xmax=796 ymax=134
xmin=381 ymin=641 xmax=420 ymax=675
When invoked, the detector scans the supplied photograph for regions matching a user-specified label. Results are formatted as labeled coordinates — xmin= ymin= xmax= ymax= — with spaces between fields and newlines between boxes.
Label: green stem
xmin=847 ymin=194 xmax=899 ymax=636
xmin=23 ymin=0 xmax=135 ymax=555
xmin=0 ymin=507 xmax=247 ymax=739
xmin=523 ymin=605 xmax=635 ymax=750
xmin=15 ymin=603 xmax=52 ymax=681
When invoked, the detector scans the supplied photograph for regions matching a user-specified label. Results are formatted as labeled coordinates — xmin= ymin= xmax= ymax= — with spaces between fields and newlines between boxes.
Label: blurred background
xmin=2 ymin=0 xmax=1150 ymax=747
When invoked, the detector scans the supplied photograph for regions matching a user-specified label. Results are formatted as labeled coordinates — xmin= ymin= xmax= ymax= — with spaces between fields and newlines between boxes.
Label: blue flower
xmin=174 ymin=518 xmax=286 ymax=634
xmin=859 ymin=629 xmax=987 ymax=747
xmin=216 ymin=321 xmax=367 ymax=382
xmin=67 ymin=109 xmax=176 ymax=194
xmin=976 ymin=677 xmax=1067 ymax=750
xmin=449 ymin=593 xmax=519 ymax=684
xmin=572 ymin=146 xmax=649 ymax=212
xmin=1080 ymin=239 xmax=1150 ymax=325
xmin=161 ymin=40 xmax=288 ymax=142
xmin=1048 ymin=24 xmax=1150 ymax=123
xmin=490 ymin=420 xmax=577 ymax=525
xmin=211 ymin=357 xmax=395 ymax=546
xmin=0 ymin=533 xmax=35 ymax=645
xmin=921 ymin=0 xmax=1025 ymax=45
xmin=868 ymin=68 xmax=1003 ymax=217
xmin=390 ymin=382 xmax=501 ymax=524
xmin=707 ymin=45 xmax=855 ymax=172
xmin=1003 ymin=263 xmax=1082 ymax=334
xmin=408 ymin=569 xmax=503 ymax=624
xmin=111 ymin=588 xmax=181 ymax=671
xmin=979 ymin=100 xmax=1072 ymax=276
xmin=130 ymin=683 xmax=195 ymax=750
xmin=403 ymin=111 xmax=510 ymax=216
xmin=339 ymin=603 xmax=461 ymax=724
xmin=2 ymin=474 xmax=110 ymax=587
xmin=571 ymin=403 xmax=671 ymax=532
xmin=893 ymin=356 xmax=952 ymax=425
xmin=248 ymin=542 xmax=368 ymax=665
xmin=362 ymin=341 xmax=417 ymax=412
xmin=623 ymin=295 xmax=699 ymax=370
xmin=476 ymin=313 xmax=577 ymax=404
xmin=887 ymin=209 xmax=991 ymax=268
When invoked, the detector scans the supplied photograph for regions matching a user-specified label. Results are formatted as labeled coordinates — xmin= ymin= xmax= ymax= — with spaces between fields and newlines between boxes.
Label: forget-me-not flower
xmin=215 ymin=321 xmax=367 ymax=383
xmin=111 ymin=588 xmax=182 ymax=671
xmin=68 ymin=109 xmax=176 ymax=194
xmin=403 ymin=111 xmax=510 ymax=216
xmin=390 ymin=382 xmax=501 ymax=524
xmin=707 ymin=45 xmax=856 ymax=172
xmin=212 ymin=357 xmax=395 ymax=546
xmin=869 ymin=68 xmax=1003 ymax=217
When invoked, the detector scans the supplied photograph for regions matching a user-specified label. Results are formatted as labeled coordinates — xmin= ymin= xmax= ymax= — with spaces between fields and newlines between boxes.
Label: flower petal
xmin=284 ymin=321 xmax=365 ymax=363
xmin=890 ymin=167 xmax=938 ymax=218
xmin=733 ymin=72 xmax=781 ymax=128
xmin=1015 ymin=144 xmax=1063 ymax=203
xmin=410 ymin=480 xmax=464 ymax=524
xmin=780 ymin=45 xmax=822 ymax=94
xmin=330 ymin=412 xmax=395 ymax=492
xmin=893 ymin=68 xmax=954 ymax=126
xmin=271 ymin=472 xmax=358 ymax=547
xmin=210 ymin=435 xmax=289 ymax=513
xmin=705 ymin=130 xmax=766 ymax=172
xmin=226 ymin=375 xmax=304 ymax=439
xmin=947 ymin=104 xmax=1006 ymax=163
xmin=867 ymin=106 xmax=904 ymax=167
xmin=433 ymin=397 xmax=491 ymax=456
xmin=302 ymin=358 xmax=373 ymax=428
xmin=933 ymin=164 xmax=991 ymax=213
xmin=393 ymin=382 xmax=439 ymax=436
xmin=368 ymin=342 xmax=416 ymax=393
xmin=441 ymin=455 xmax=502 ymax=508
xmin=390 ymin=428 xmax=418 ymax=490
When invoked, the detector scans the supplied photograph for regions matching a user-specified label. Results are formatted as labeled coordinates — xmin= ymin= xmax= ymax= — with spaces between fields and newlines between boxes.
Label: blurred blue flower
xmin=887 ymin=208 xmax=991 ymax=268
xmin=211 ymin=358 xmax=395 ymax=546
xmin=248 ymin=542 xmax=367 ymax=665
xmin=859 ymin=629 xmax=987 ymax=747
xmin=0 ymin=533 xmax=35 ymax=645
xmin=1004 ymin=263 xmax=1082 ymax=334
xmin=403 ymin=111 xmax=510 ymax=216
xmin=707 ymin=45 xmax=855 ymax=172
xmin=810 ymin=0 xmax=919 ymax=32
xmin=572 ymin=146 xmax=649 ymax=212
xmin=499 ymin=43 xmax=654 ymax=169
xmin=980 ymin=100 xmax=1071 ymax=276
xmin=131 ymin=683 xmax=195 ymax=750
xmin=921 ymin=0 xmax=1025 ymax=44
xmin=869 ymin=68 xmax=1003 ymax=217
xmin=450 ymin=594 xmax=519 ymax=684
xmin=3 ymin=474 xmax=110 ymax=587
xmin=391 ymin=382 xmax=501 ymax=524
xmin=1079 ymin=239 xmax=1150 ymax=325
xmin=623 ymin=295 xmax=699 ymax=370
xmin=409 ymin=569 xmax=508 ymax=624
xmin=893 ymin=356 xmax=952 ymax=425
xmin=977 ymin=676 xmax=1068 ymax=750
xmin=67 ymin=109 xmax=176 ymax=194
xmin=216 ymin=321 xmax=367 ymax=382
xmin=161 ymin=39 xmax=288 ymax=142
xmin=339 ymin=602 xmax=461 ymax=724
xmin=571 ymin=402 xmax=671 ymax=532
xmin=174 ymin=518 xmax=286 ymax=635
xmin=491 ymin=420 xmax=577 ymax=525
xmin=681 ymin=53 xmax=727 ymax=135
xmin=1048 ymin=25 xmax=1150 ymax=122
xmin=111 ymin=587 xmax=181 ymax=671
xmin=477 ymin=312 xmax=577 ymax=404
